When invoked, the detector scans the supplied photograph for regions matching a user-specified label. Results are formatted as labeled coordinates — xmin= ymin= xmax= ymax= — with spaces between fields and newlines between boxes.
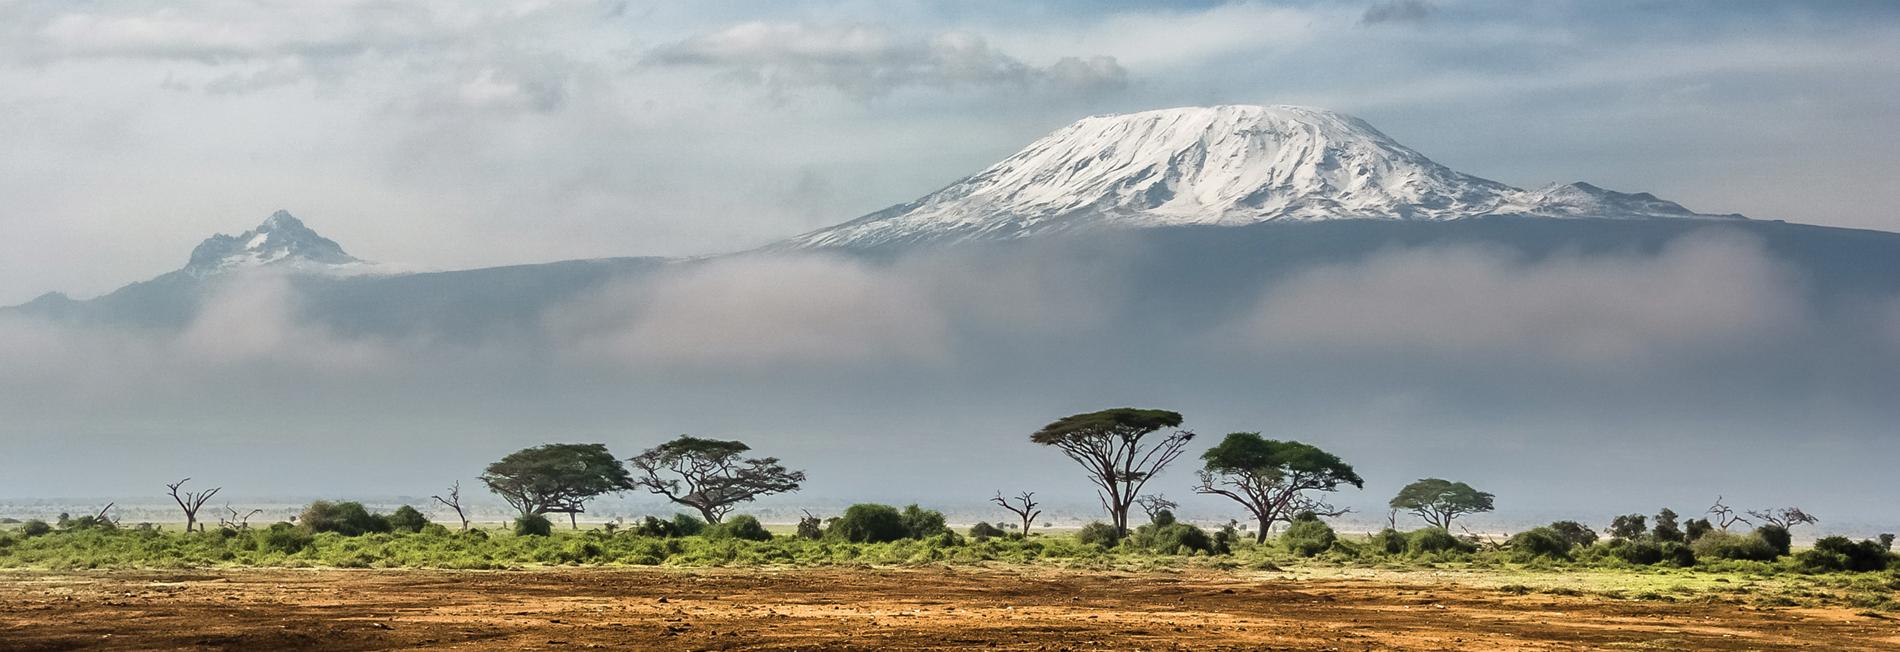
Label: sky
xmin=3 ymin=0 xmax=1900 ymax=305
xmin=3 ymin=1 xmax=1900 ymax=533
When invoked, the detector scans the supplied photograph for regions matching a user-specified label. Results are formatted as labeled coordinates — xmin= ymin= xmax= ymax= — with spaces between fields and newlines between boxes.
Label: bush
xmin=796 ymin=513 xmax=824 ymax=540
xmin=298 ymin=501 xmax=392 ymax=536
xmin=711 ymin=515 xmax=773 ymax=541
xmin=828 ymin=504 xmax=908 ymax=543
xmin=632 ymin=516 xmax=676 ymax=537
xmin=1150 ymin=510 xmax=1177 ymax=526
xmin=899 ymin=504 xmax=950 ymax=539
xmin=1880 ymin=533 xmax=1895 ymax=552
xmin=20 ymin=519 xmax=52 ymax=537
xmin=1657 ymin=541 xmax=1696 ymax=567
xmin=1508 ymin=527 xmax=1572 ymax=560
xmin=1280 ymin=517 xmax=1337 ymax=558
xmin=1548 ymin=521 xmax=1598 ymax=549
xmin=1406 ymin=528 xmax=1473 ymax=555
xmin=1690 ymin=530 xmax=1780 ymax=562
xmin=1798 ymin=537 xmax=1891 ymax=573
xmin=1755 ymin=525 xmax=1792 ymax=557
xmin=1076 ymin=522 xmax=1121 ymax=547
xmin=1131 ymin=521 xmax=1218 ymax=555
xmin=1609 ymin=539 xmax=1664 ymax=565
xmin=968 ymin=522 xmax=1008 ymax=540
xmin=256 ymin=522 xmax=314 ymax=554
xmin=670 ymin=513 xmax=707 ymax=537
xmin=1684 ymin=518 xmax=1713 ymax=543
xmin=514 ymin=513 xmax=553 ymax=537
xmin=386 ymin=506 xmax=430 ymax=533
xmin=1367 ymin=528 xmax=1407 ymax=555
xmin=1607 ymin=514 xmax=1646 ymax=540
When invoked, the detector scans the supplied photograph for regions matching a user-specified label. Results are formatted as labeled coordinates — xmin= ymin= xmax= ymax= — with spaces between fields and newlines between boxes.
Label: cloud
xmin=546 ymin=255 xmax=951 ymax=371
xmin=646 ymin=22 xmax=1128 ymax=98
xmin=1230 ymin=232 xmax=1808 ymax=369
xmin=1361 ymin=0 xmax=1437 ymax=25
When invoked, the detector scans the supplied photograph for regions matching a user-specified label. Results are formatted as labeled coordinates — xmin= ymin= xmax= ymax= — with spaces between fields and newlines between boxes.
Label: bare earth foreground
xmin=2 ymin=567 xmax=1896 ymax=651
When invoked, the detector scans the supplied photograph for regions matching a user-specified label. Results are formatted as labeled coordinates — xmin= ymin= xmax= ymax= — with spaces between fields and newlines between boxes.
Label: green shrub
xmin=20 ymin=519 xmax=51 ymax=537
xmin=968 ymin=522 xmax=1008 ymax=540
xmin=514 ymin=513 xmax=553 ymax=537
xmin=828 ymin=504 xmax=908 ymax=543
xmin=711 ymin=515 xmax=772 ymax=541
xmin=1609 ymin=539 xmax=1663 ymax=565
xmin=420 ymin=523 xmax=451 ymax=537
xmin=1367 ymin=528 xmax=1406 ymax=555
xmin=256 ymin=522 xmax=314 ymax=554
xmin=1658 ymin=541 xmax=1696 ymax=567
xmin=1691 ymin=530 xmax=1779 ymax=562
xmin=670 ymin=513 xmax=707 ymax=537
xmin=1607 ymin=514 xmax=1647 ymax=540
xmin=1406 ymin=528 xmax=1472 ymax=555
xmin=1684 ymin=518 xmax=1713 ymax=543
xmin=1798 ymin=537 xmax=1891 ymax=573
xmin=1756 ymin=525 xmax=1792 ymax=557
xmin=1280 ymin=517 xmax=1337 ymax=558
xmin=1547 ymin=521 xmax=1598 ymax=549
xmin=899 ymin=504 xmax=950 ymax=539
xmin=632 ymin=516 xmax=675 ymax=537
xmin=1508 ymin=527 xmax=1572 ymax=561
xmin=386 ymin=506 xmax=429 ymax=533
xmin=1132 ymin=522 xmax=1219 ymax=555
xmin=298 ymin=501 xmax=392 ymax=536
xmin=796 ymin=513 xmax=824 ymax=540
xmin=1150 ymin=510 xmax=1177 ymax=527
xmin=1076 ymin=522 xmax=1121 ymax=547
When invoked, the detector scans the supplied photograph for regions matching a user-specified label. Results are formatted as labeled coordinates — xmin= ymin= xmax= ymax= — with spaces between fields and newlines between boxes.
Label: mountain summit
xmin=782 ymin=105 xmax=1740 ymax=249
xmin=182 ymin=210 xmax=371 ymax=277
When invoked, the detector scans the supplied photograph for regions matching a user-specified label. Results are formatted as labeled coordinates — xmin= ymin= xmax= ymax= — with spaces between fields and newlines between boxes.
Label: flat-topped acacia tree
xmin=481 ymin=443 xmax=634 ymax=529
xmin=1194 ymin=433 xmax=1363 ymax=543
xmin=1390 ymin=478 xmax=1495 ymax=531
xmin=1031 ymin=408 xmax=1195 ymax=539
xmin=627 ymin=436 xmax=805 ymax=524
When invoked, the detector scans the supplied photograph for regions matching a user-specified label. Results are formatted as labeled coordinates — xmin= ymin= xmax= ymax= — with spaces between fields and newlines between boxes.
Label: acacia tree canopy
xmin=1194 ymin=433 xmax=1363 ymax=543
xmin=1390 ymin=478 xmax=1495 ymax=530
xmin=628 ymin=435 xmax=805 ymax=524
xmin=480 ymin=443 xmax=633 ymax=522
xmin=1031 ymin=408 xmax=1194 ymax=539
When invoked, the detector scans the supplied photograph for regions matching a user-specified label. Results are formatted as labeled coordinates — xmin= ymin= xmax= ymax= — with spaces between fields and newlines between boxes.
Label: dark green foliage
xmin=1756 ymin=525 xmax=1792 ymax=556
xmin=1548 ymin=521 xmax=1598 ymax=549
xmin=627 ymin=435 xmax=806 ymax=523
xmin=1652 ymin=509 xmax=1684 ymax=543
xmin=670 ymin=513 xmax=707 ymax=537
xmin=386 ymin=505 xmax=430 ymax=533
xmin=1280 ymin=516 xmax=1337 ymax=557
xmin=1196 ymin=433 xmax=1362 ymax=543
xmin=1798 ymin=537 xmax=1891 ymax=572
xmin=1684 ymin=518 xmax=1713 ymax=543
xmin=828 ymin=504 xmax=908 ymax=543
xmin=298 ymin=501 xmax=392 ymax=536
xmin=968 ymin=522 xmax=1008 ymax=540
xmin=1609 ymin=539 xmax=1664 ymax=565
xmin=898 ymin=504 xmax=949 ymax=539
xmin=1657 ymin=541 xmax=1696 ymax=567
xmin=1607 ymin=514 xmax=1647 ymax=540
xmin=1150 ymin=509 xmax=1177 ymax=526
xmin=710 ymin=515 xmax=772 ymax=541
xmin=1880 ymin=534 xmax=1895 ymax=552
xmin=256 ymin=522 xmax=313 ymax=554
xmin=632 ymin=516 xmax=675 ymax=537
xmin=481 ymin=443 xmax=633 ymax=520
xmin=1508 ymin=527 xmax=1572 ymax=560
xmin=1690 ymin=530 xmax=1780 ymax=561
xmin=1368 ymin=528 xmax=1407 ymax=555
xmin=1076 ymin=521 xmax=1121 ymax=547
xmin=1389 ymin=479 xmax=1493 ymax=530
xmin=1130 ymin=521 xmax=1220 ymax=555
xmin=795 ymin=513 xmax=824 ymax=540
xmin=20 ymin=520 xmax=51 ymax=537
xmin=1405 ymin=528 xmax=1473 ymax=555
xmin=514 ymin=513 xmax=553 ymax=537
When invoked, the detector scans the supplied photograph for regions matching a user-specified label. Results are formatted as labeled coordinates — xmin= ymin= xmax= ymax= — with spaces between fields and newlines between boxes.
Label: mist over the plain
xmin=4 ymin=226 xmax=1898 ymax=533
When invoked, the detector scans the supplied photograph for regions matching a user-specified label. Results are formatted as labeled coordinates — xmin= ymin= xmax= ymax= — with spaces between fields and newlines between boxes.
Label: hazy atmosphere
xmin=4 ymin=1 xmax=1900 ymax=535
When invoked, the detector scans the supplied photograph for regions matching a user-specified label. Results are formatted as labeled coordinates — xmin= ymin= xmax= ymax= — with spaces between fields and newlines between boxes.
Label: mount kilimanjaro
xmin=7 ymin=105 xmax=1900 ymax=337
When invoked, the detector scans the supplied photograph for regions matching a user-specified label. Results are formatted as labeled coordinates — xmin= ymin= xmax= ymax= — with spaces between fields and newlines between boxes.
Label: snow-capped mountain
xmin=782 ymin=105 xmax=1740 ymax=249
xmin=181 ymin=210 xmax=382 ymax=277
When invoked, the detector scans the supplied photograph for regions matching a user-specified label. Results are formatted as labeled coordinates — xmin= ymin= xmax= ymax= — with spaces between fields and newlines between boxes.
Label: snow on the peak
xmin=181 ymin=211 xmax=398 ymax=278
xmin=782 ymin=105 xmax=1740 ymax=249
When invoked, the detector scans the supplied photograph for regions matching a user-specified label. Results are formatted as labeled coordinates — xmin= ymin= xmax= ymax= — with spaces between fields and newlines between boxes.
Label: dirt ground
xmin=1 ymin=566 xmax=1895 ymax=651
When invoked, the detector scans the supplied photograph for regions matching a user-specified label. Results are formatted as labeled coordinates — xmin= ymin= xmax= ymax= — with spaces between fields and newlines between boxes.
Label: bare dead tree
xmin=1747 ymin=506 xmax=1819 ymax=530
xmin=219 ymin=505 xmax=263 ymax=530
xmin=432 ymin=482 xmax=471 ymax=531
xmin=992 ymin=491 xmax=1043 ymax=534
xmin=165 ymin=478 xmax=220 ymax=533
xmin=1707 ymin=496 xmax=1750 ymax=530
xmin=1134 ymin=494 xmax=1178 ymax=523
xmin=93 ymin=503 xmax=117 ymax=527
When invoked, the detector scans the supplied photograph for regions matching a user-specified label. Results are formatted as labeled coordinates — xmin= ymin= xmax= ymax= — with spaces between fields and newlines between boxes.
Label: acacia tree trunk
xmin=1255 ymin=518 xmax=1271 ymax=544
xmin=698 ymin=506 xmax=721 ymax=525
xmin=569 ymin=512 xmax=578 ymax=530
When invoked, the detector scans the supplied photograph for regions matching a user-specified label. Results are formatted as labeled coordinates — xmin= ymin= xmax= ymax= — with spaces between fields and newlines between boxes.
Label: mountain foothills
xmin=6 ymin=105 xmax=1900 ymax=335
